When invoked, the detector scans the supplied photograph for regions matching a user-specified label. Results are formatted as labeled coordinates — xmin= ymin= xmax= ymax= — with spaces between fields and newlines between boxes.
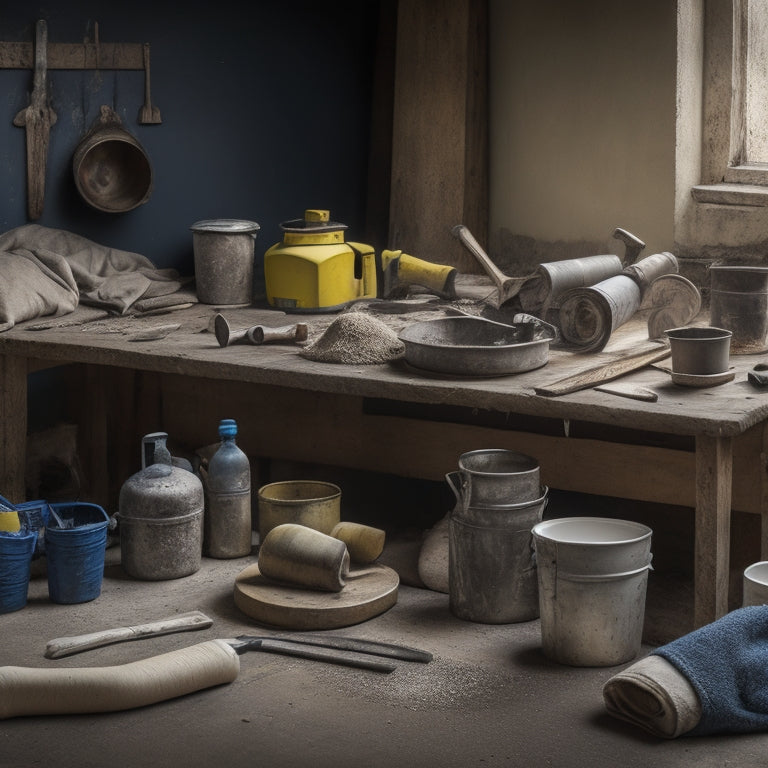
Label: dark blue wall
xmin=0 ymin=1 xmax=382 ymax=285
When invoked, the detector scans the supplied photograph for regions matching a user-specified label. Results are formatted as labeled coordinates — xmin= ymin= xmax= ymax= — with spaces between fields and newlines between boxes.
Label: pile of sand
xmin=300 ymin=311 xmax=405 ymax=364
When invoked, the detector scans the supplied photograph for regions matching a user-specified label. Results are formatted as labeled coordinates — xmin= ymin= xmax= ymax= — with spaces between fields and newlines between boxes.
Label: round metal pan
xmin=398 ymin=316 xmax=551 ymax=376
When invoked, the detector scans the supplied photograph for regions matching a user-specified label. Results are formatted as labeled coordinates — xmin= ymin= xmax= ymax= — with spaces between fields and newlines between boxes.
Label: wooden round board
xmin=233 ymin=562 xmax=400 ymax=630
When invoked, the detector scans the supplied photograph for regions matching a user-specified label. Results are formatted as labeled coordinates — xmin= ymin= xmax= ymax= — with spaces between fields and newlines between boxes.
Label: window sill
xmin=692 ymin=183 xmax=768 ymax=206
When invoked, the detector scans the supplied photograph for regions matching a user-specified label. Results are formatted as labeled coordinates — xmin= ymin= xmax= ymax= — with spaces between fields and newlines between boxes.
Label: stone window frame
xmin=692 ymin=0 xmax=768 ymax=206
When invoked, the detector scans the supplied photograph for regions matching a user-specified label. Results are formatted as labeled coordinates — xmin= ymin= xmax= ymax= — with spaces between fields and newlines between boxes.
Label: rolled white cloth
xmin=602 ymin=654 xmax=702 ymax=738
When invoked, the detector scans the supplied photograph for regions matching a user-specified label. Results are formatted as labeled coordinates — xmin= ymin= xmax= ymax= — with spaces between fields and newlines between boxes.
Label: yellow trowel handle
xmin=0 ymin=640 xmax=239 ymax=719
xmin=382 ymin=249 xmax=457 ymax=298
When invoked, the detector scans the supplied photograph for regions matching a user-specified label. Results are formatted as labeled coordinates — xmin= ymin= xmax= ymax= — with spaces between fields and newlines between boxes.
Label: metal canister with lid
xmin=191 ymin=218 xmax=260 ymax=305
xmin=117 ymin=434 xmax=204 ymax=580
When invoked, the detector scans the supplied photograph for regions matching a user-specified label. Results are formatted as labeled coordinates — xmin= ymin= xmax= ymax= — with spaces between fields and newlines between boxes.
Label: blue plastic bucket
xmin=44 ymin=503 xmax=109 ymax=604
xmin=0 ymin=529 xmax=38 ymax=613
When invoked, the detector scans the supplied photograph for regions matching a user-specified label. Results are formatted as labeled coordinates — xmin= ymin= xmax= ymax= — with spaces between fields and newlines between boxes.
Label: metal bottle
xmin=205 ymin=419 xmax=252 ymax=558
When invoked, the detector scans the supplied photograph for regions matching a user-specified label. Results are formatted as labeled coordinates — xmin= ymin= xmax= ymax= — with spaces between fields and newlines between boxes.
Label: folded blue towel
xmin=653 ymin=605 xmax=768 ymax=735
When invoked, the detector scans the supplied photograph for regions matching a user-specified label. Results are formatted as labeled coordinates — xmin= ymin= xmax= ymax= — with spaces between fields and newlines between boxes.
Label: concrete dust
xmin=300 ymin=311 xmax=405 ymax=364
xmin=314 ymin=654 xmax=511 ymax=711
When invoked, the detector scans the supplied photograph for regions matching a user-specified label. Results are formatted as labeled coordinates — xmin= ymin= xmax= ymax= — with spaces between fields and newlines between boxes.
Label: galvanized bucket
xmin=456 ymin=449 xmax=540 ymax=508
xmin=532 ymin=517 xmax=652 ymax=666
xmin=448 ymin=479 xmax=548 ymax=624
xmin=710 ymin=266 xmax=768 ymax=354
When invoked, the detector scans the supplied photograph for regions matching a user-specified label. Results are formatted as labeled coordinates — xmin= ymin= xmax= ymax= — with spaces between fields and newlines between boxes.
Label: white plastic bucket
xmin=532 ymin=517 xmax=652 ymax=667
xmin=743 ymin=561 xmax=768 ymax=606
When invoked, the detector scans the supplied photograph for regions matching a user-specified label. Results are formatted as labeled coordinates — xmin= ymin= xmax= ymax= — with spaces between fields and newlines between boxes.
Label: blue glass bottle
xmin=205 ymin=419 xmax=252 ymax=558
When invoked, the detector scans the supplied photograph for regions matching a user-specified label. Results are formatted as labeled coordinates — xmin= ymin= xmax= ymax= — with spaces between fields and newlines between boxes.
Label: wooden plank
xmin=0 ymin=355 xmax=28 ymax=503
xmin=81 ymin=365 xmax=109 ymax=505
xmin=534 ymin=344 xmax=670 ymax=396
xmin=694 ymin=435 xmax=733 ymax=627
xmin=158 ymin=374 xmax=697 ymax=507
xmin=0 ymin=41 xmax=144 ymax=70
xmin=761 ymin=422 xmax=768 ymax=559
xmin=732 ymin=422 xmax=768 ymax=515
xmin=389 ymin=0 xmax=488 ymax=270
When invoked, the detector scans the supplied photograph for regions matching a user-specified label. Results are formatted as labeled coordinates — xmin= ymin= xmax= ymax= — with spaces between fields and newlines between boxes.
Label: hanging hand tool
xmin=0 ymin=635 xmax=432 ymax=718
xmin=137 ymin=42 xmax=161 ymax=124
xmin=13 ymin=19 xmax=57 ymax=220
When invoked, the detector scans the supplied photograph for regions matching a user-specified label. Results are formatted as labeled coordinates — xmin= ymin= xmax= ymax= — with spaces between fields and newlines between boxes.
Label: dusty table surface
xmin=1 ymin=298 xmax=767 ymax=438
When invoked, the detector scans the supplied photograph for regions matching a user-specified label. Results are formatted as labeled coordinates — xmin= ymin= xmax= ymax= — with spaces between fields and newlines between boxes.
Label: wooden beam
xmin=0 ymin=42 xmax=144 ymax=71
xmin=389 ymin=0 xmax=488 ymax=270
xmin=0 ymin=355 xmax=28 ymax=503
xmin=694 ymin=434 xmax=733 ymax=626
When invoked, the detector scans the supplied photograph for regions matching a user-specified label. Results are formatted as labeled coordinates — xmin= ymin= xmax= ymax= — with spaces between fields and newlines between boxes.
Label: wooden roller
xmin=258 ymin=523 xmax=350 ymax=592
xmin=330 ymin=522 xmax=385 ymax=564
xmin=0 ymin=640 xmax=240 ymax=719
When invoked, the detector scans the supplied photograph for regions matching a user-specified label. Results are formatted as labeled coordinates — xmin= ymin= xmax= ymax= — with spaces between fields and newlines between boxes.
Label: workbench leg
xmin=0 ymin=354 xmax=28 ymax=503
xmin=694 ymin=434 xmax=732 ymax=628
xmin=761 ymin=423 xmax=768 ymax=561
xmin=81 ymin=364 xmax=109 ymax=507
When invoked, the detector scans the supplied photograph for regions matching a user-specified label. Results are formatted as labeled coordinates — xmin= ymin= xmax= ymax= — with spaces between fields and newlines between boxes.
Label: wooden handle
xmin=45 ymin=611 xmax=214 ymax=658
xmin=451 ymin=224 xmax=507 ymax=289
xmin=0 ymin=640 xmax=239 ymax=720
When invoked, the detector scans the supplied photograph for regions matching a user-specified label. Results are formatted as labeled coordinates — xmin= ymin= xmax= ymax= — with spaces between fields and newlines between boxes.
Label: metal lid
xmin=190 ymin=219 xmax=260 ymax=234
xmin=119 ymin=463 xmax=204 ymax=519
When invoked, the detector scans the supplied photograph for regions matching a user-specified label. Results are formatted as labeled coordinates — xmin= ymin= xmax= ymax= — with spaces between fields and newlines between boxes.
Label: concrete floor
xmin=2 ymin=543 xmax=766 ymax=768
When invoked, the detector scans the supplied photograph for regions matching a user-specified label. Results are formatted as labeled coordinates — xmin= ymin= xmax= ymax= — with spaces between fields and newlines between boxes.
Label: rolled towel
xmin=603 ymin=654 xmax=701 ymax=738
xmin=604 ymin=605 xmax=768 ymax=737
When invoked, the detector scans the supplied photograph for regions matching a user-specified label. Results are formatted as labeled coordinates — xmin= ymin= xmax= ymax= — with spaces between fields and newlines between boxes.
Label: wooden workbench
xmin=1 ymin=301 xmax=767 ymax=629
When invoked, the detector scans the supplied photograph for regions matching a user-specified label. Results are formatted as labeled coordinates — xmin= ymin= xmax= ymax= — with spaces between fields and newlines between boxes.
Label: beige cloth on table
xmin=0 ymin=224 xmax=185 ymax=332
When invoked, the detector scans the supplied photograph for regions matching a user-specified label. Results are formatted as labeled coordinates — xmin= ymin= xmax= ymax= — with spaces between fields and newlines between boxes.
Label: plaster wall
xmin=488 ymin=0 xmax=678 ymax=272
